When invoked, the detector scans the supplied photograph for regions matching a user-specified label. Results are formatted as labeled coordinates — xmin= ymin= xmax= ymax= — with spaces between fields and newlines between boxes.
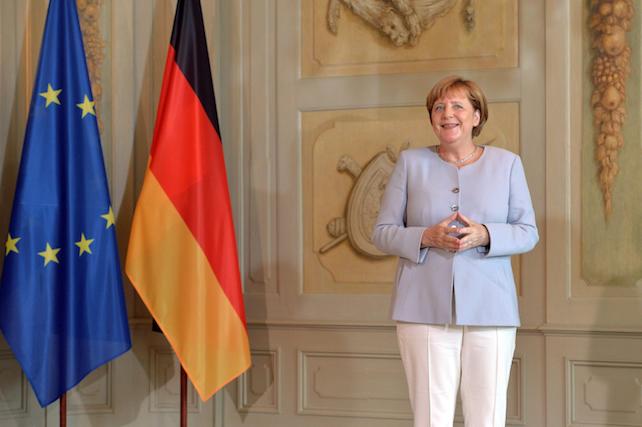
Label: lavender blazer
xmin=372 ymin=146 xmax=538 ymax=326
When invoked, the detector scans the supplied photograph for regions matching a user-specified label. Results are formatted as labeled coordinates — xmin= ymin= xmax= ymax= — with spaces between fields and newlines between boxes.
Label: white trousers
xmin=396 ymin=323 xmax=516 ymax=427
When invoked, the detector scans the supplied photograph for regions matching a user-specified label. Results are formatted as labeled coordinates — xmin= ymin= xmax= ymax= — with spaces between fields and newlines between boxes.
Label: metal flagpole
xmin=60 ymin=392 xmax=66 ymax=427
xmin=180 ymin=366 xmax=187 ymax=427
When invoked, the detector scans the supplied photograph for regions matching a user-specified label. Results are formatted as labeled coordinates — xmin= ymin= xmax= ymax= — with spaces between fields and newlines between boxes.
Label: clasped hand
xmin=420 ymin=212 xmax=489 ymax=252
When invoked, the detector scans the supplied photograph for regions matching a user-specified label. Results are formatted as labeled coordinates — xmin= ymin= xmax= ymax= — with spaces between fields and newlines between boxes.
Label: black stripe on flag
xmin=170 ymin=0 xmax=221 ymax=137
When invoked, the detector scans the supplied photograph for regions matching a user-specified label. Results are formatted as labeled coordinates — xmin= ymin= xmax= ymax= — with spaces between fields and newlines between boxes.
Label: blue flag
xmin=0 ymin=0 xmax=131 ymax=407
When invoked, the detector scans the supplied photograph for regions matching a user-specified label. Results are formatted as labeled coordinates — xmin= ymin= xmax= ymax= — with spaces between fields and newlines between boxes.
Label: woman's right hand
xmin=420 ymin=213 xmax=461 ymax=251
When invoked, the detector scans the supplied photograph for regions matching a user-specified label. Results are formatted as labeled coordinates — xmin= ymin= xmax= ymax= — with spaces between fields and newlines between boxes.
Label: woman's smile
xmin=430 ymin=90 xmax=480 ymax=145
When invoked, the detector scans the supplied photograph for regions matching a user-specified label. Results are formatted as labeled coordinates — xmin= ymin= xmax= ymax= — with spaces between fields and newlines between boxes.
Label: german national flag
xmin=126 ymin=0 xmax=250 ymax=400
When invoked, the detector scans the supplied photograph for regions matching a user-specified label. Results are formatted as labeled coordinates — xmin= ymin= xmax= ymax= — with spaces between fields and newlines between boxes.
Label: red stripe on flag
xmin=126 ymin=171 xmax=250 ymax=400
xmin=149 ymin=47 xmax=245 ymax=324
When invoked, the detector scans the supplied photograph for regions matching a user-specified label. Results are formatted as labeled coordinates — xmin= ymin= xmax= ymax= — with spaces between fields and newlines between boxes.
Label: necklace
xmin=438 ymin=145 xmax=478 ymax=165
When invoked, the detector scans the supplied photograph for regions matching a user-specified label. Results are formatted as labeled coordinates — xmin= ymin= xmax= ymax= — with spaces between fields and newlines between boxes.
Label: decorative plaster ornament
xmin=589 ymin=0 xmax=634 ymax=218
xmin=327 ymin=0 xmax=460 ymax=47
xmin=77 ymin=0 xmax=105 ymax=133
xmin=462 ymin=0 xmax=475 ymax=31
xmin=320 ymin=143 xmax=408 ymax=258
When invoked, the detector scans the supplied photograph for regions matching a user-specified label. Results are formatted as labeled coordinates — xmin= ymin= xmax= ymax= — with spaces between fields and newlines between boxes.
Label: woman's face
xmin=430 ymin=89 xmax=480 ymax=145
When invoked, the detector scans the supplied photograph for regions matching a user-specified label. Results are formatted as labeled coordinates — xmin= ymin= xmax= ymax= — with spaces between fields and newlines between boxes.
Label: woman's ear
xmin=473 ymin=109 xmax=481 ymax=126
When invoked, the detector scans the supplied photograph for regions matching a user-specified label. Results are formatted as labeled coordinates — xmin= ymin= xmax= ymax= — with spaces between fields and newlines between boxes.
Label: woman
xmin=372 ymin=75 xmax=538 ymax=426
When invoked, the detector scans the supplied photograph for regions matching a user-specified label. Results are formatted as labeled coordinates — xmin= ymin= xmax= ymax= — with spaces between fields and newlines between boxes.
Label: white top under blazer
xmin=372 ymin=145 xmax=538 ymax=326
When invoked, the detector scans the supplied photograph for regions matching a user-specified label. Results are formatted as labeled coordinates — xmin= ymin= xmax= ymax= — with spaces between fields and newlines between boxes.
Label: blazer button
xmin=452 ymin=187 xmax=460 ymax=193
xmin=450 ymin=204 xmax=459 ymax=212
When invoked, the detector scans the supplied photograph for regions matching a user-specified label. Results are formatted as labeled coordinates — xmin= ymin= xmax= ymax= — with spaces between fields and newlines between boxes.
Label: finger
xmin=455 ymin=226 xmax=473 ymax=237
xmin=459 ymin=237 xmax=475 ymax=248
xmin=455 ymin=240 xmax=469 ymax=252
xmin=436 ymin=226 xmax=452 ymax=237
xmin=440 ymin=235 xmax=460 ymax=250
xmin=446 ymin=225 xmax=461 ymax=236
xmin=439 ymin=212 xmax=458 ymax=226
xmin=457 ymin=238 xmax=474 ymax=251
xmin=456 ymin=211 xmax=474 ymax=226
xmin=446 ymin=234 xmax=461 ymax=244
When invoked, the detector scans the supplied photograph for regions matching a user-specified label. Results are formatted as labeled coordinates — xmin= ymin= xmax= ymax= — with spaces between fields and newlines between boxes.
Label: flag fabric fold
xmin=0 ymin=0 xmax=131 ymax=407
xmin=126 ymin=0 xmax=251 ymax=401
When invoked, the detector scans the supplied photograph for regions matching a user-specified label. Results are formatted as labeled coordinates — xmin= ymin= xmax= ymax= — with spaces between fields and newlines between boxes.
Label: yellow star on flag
xmin=75 ymin=233 xmax=94 ymax=256
xmin=5 ymin=234 xmax=21 ymax=255
xmin=76 ymin=95 xmax=96 ymax=118
xmin=39 ymin=84 xmax=62 ymax=108
xmin=38 ymin=243 xmax=61 ymax=266
xmin=101 ymin=207 xmax=116 ymax=229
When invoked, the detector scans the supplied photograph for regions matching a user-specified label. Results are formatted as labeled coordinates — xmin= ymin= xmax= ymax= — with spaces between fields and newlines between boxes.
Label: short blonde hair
xmin=425 ymin=75 xmax=488 ymax=138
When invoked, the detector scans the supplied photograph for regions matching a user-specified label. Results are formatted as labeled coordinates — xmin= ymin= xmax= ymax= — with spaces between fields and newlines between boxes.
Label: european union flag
xmin=0 ymin=0 xmax=131 ymax=407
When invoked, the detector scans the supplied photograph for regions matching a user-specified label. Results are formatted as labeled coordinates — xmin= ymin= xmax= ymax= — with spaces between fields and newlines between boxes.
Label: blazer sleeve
xmin=482 ymin=155 xmax=539 ymax=257
xmin=372 ymin=151 xmax=428 ymax=263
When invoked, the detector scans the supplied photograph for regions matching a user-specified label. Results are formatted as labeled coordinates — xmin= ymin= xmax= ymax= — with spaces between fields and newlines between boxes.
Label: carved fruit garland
xmin=590 ymin=0 xmax=633 ymax=219
xmin=77 ymin=0 xmax=105 ymax=133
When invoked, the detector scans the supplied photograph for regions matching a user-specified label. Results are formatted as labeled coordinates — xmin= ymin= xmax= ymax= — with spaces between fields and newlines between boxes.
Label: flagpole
xmin=60 ymin=393 xmax=67 ymax=427
xmin=180 ymin=366 xmax=187 ymax=427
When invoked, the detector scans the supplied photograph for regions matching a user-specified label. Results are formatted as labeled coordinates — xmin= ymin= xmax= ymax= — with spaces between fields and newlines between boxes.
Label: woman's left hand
xmin=453 ymin=212 xmax=490 ymax=251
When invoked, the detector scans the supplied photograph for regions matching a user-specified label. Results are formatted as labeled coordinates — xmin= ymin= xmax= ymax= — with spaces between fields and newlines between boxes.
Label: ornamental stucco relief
xmin=589 ymin=0 xmax=634 ymax=218
xmin=77 ymin=0 xmax=105 ymax=133
xmin=301 ymin=0 xmax=517 ymax=77
xmin=319 ymin=144 xmax=408 ymax=258
xmin=326 ymin=0 xmax=464 ymax=47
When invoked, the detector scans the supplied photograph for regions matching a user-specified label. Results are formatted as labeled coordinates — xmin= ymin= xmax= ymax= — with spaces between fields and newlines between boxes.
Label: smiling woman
xmin=372 ymin=75 xmax=538 ymax=426
xmin=430 ymin=90 xmax=480 ymax=148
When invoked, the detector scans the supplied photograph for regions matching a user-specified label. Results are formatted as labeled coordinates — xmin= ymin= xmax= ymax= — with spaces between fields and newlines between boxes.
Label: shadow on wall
xmin=235 ymin=183 xmax=276 ymax=422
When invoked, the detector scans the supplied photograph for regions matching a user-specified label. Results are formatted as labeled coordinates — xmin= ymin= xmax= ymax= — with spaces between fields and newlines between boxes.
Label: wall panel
xmin=231 ymin=0 xmax=547 ymax=426
xmin=546 ymin=0 xmax=642 ymax=329
xmin=238 ymin=349 xmax=281 ymax=414
xmin=546 ymin=333 xmax=642 ymax=427
xmin=545 ymin=1 xmax=642 ymax=422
